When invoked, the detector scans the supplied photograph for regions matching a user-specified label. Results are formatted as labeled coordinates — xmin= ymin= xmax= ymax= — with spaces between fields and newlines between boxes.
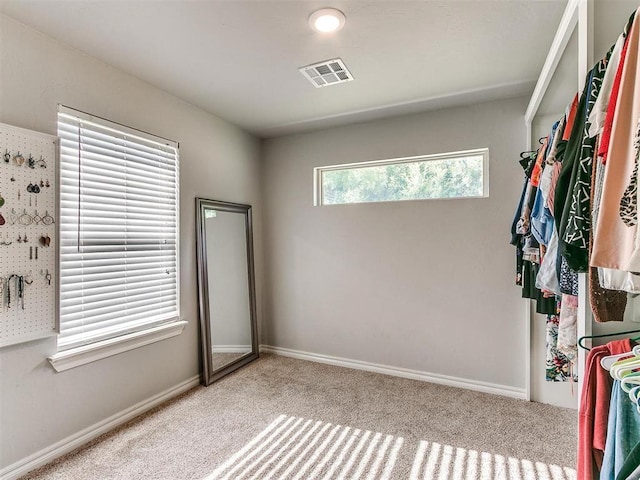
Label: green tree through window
xmin=320 ymin=152 xmax=486 ymax=205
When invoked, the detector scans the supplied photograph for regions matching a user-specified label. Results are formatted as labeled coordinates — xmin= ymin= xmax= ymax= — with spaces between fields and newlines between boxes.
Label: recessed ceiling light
xmin=309 ymin=8 xmax=346 ymax=33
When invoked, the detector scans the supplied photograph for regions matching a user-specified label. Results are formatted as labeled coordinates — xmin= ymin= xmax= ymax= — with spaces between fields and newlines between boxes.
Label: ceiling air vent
xmin=299 ymin=58 xmax=354 ymax=88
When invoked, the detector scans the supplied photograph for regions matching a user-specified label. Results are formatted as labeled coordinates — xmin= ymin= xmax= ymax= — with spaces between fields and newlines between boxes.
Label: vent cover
xmin=299 ymin=58 xmax=354 ymax=88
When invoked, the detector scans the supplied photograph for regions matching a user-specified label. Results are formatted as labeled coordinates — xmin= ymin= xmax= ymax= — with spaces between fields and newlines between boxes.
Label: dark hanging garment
xmin=561 ymin=54 xmax=611 ymax=272
xmin=555 ymin=69 xmax=593 ymax=272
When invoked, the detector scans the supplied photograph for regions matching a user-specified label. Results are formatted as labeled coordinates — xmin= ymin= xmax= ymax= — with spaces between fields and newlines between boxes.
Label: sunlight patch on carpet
xmin=203 ymin=415 xmax=576 ymax=480
xmin=204 ymin=414 xmax=402 ymax=480
xmin=409 ymin=440 xmax=576 ymax=480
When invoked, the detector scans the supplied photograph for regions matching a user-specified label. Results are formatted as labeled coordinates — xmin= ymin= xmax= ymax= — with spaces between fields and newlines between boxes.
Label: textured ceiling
xmin=0 ymin=0 xmax=568 ymax=137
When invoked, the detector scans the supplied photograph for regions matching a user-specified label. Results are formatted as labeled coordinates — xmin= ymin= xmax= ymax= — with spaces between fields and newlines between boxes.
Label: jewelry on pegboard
xmin=41 ymin=211 xmax=55 ymax=225
xmin=19 ymin=209 xmax=32 ymax=225
xmin=17 ymin=275 xmax=25 ymax=310
xmin=0 ymin=192 xmax=4 ymax=207
xmin=0 ymin=213 xmax=4 ymax=226
xmin=1 ymin=123 xmax=56 ymax=347
xmin=6 ymin=275 xmax=15 ymax=309
xmin=41 ymin=269 xmax=52 ymax=286
xmin=13 ymin=152 xmax=24 ymax=166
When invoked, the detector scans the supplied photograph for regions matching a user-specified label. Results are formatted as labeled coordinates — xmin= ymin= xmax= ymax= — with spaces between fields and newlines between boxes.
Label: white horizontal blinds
xmin=57 ymin=107 xmax=179 ymax=351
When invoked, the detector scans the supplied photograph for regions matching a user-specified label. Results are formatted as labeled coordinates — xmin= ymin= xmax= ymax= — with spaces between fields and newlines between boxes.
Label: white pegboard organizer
xmin=0 ymin=122 xmax=58 ymax=347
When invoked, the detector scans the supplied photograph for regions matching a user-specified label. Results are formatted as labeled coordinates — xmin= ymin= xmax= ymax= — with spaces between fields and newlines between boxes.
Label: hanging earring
xmin=13 ymin=152 xmax=24 ymax=166
xmin=40 ymin=179 xmax=44 ymax=188
xmin=0 ymin=214 xmax=5 ymax=226
xmin=41 ymin=211 xmax=54 ymax=225
xmin=45 ymin=179 xmax=50 ymax=188
xmin=3 ymin=150 xmax=10 ymax=163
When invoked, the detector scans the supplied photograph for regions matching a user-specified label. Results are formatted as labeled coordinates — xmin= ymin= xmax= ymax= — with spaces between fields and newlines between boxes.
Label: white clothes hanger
xmin=601 ymin=351 xmax=636 ymax=370
xmin=610 ymin=355 xmax=640 ymax=381
xmin=621 ymin=373 xmax=640 ymax=393
xmin=601 ymin=344 xmax=640 ymax=371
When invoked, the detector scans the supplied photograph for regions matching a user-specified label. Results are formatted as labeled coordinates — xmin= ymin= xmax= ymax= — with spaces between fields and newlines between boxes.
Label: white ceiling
xmin=0 ymin=0 xmax=568 ymax=138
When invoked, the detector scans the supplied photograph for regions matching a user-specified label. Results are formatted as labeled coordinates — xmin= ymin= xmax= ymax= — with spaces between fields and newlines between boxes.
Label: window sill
xmin=48 ymin=320 xmax=188 ymax=372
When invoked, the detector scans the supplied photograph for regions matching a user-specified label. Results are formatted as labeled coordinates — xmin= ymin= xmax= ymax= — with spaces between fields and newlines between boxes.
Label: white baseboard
xmin=0 ymin=375 xmax=200 ymax=480
xmin=212 ymin=345 xmax=252 ymax=353
xmin=260 ymin=345 xmax=527 ymax=400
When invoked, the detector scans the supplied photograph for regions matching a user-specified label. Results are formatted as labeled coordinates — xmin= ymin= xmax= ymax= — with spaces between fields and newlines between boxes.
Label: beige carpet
xmin=22 ymin=354 xmax=578 ymax=479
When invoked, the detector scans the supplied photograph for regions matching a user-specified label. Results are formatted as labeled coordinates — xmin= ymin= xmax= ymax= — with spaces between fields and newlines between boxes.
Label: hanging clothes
xmin=545 ymin=312 xmax=577 ymax=381
xmin=511 ymin=149 xmax=558 ymax=316
xmin=590 ymin=135 xmax=628 ymax=322
xmin=589 ymin=32 xmax=626 ymax=138
xmin=592 ymin=9 xmax=640 ymax=273
xmin=599 ymin=17 xmax=634 ymax=165
xmin=577 ymin=339 xmax=633 ymax=480
xmin=561 ymin=55 xmax=610 ymax=272
xmin=557 ymin=294 xmax=579 ymax=361
xmin=617 ymin=441 xmax=640 ymax=480
xmin=601 ymin=380 xmax=640 ymax=479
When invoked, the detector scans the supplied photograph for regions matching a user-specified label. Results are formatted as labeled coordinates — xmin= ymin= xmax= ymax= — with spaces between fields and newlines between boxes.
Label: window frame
xmin=50 ymin=105 xmax=183 ymax=371
xmin=313 ymin=148 xmax=490 ymax=206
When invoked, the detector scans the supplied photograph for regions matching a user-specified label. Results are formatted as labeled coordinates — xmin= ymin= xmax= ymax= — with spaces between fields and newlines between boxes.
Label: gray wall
xmin=262 ymin=97 xmax=528 ymax=390
xmin=0 ymin=15 xmax=263 ymax=469
xmin=206 ymin=210 xmax=252 ymax=348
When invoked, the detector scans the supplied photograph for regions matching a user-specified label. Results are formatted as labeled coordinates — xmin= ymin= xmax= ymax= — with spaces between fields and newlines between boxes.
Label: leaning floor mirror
xmin=196 ymin=198 xmax=259 ymax=385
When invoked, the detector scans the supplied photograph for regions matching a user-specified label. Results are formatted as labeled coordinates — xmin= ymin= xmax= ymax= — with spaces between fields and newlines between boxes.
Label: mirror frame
xmin=195 ymin=198 xmax=259 ymax=386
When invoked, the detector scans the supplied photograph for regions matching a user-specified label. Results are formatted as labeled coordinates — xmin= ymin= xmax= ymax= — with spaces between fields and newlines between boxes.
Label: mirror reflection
xmin=196 ymin=198 xmax=258 ymax=385
xmin=205 ymin=208 xmax=252 ymax=369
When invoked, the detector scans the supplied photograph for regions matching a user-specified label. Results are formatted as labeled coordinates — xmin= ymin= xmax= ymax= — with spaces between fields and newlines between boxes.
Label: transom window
xmin=314 ymin=148 xmax=489 ymax=206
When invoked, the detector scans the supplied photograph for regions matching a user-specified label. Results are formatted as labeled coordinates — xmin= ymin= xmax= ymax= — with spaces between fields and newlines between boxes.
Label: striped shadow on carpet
xmin=204 ymin=415 xmax=576 ymax=480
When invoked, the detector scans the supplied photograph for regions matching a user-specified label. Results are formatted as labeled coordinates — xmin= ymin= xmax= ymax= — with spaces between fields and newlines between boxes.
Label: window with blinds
xmin=57 ymin=106 xmax=179 ymax=351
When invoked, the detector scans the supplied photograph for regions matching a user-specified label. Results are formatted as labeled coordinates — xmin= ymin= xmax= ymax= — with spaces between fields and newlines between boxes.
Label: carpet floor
xmin=22 ymin=354 xmax=578 ymax=480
